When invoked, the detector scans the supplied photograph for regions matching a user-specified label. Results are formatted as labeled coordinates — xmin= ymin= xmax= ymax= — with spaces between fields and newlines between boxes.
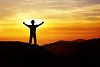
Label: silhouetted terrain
xmin=0 ymin=38 xmax=100 ymax=67
xmin=0 ymin=41 xmax=64 ymax=67
xmin=44 ymin=38 xmax=100 ymax=67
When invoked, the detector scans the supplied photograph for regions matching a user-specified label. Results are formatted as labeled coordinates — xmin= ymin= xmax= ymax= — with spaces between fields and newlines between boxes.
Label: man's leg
xmin=29 ymin=34 xmax=32 ymax=44
xmin=34 ymin=33 xmax=37 ymax=45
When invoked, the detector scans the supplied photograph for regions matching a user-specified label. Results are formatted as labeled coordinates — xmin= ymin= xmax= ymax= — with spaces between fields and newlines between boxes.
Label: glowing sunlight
xmin=0 ymin=0 xmax=100 ymax=45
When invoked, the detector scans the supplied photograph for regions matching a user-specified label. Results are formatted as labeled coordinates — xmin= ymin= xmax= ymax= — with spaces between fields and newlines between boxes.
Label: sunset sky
xmin=0 ymin=0 xmax=100 ymax=45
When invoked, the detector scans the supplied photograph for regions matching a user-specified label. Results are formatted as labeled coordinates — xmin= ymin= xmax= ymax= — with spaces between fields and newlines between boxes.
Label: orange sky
xmin=0 ymin=0 xmax=100 ymax=45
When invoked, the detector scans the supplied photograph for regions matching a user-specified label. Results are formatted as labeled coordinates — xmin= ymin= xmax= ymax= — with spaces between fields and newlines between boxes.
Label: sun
xmin=24 ymin=19 xmax=43 ymax=25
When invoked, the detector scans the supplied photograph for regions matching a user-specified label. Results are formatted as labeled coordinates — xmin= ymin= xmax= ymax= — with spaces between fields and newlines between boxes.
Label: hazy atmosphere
xmin=0 ymin=0 xmax=100 ymax=45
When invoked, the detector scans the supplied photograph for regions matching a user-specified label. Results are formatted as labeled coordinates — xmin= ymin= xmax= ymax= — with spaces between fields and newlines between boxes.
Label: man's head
xmin=31 ymin=20 xmax=35 ymax=25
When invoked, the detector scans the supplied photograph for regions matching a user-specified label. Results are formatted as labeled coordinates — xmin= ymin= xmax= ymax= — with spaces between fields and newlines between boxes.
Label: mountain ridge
xmin=0 ymin=38 xmax=100 ymax=67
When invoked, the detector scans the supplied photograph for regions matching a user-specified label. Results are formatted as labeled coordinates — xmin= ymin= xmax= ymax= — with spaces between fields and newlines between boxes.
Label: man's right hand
xmin=23 ymin=22 xmax=25 ymax=24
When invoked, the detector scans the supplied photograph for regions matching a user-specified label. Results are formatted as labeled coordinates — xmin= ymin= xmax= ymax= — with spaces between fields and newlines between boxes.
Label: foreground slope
xmin=0 ymin=41 xmax=65 ymax=67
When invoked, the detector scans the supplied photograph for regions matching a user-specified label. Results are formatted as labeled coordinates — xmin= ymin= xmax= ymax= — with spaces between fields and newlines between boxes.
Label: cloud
xmin=85 ymin=16 xmax=100 ymax=21
xmin=16 ymin=0 xmax=76 ymax=11
xmin=0 ymin=0 xmax=100 ymax=22
xmin=0 ymin=0 xmax=25 ymax=19
xmin=81 ymin=0 xmax=100 ymax=5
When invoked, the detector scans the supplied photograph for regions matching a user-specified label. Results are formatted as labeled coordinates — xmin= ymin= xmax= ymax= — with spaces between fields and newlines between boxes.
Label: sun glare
xmin=24 ymin=19 xmax=43 ymax=25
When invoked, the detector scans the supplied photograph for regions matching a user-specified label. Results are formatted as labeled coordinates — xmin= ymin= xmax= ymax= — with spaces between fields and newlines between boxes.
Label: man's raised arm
xmin=38 ymin=21 xmax=44 ymax=27
xmin=23 ymin=22 xmax=30 ymax=27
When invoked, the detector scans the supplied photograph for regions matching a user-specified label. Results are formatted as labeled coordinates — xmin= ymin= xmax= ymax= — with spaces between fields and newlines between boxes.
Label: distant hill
xmin=73 ymin=39 xmax=86 ymax=42
xmin=43 ymin=38 xmax=100 ymax=67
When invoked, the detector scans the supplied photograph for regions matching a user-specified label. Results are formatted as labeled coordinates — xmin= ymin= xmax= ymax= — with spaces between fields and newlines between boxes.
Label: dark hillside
xmin=44 ymin=38 xmax=100 ymax=67
xmin=0 ymin=38 xmax=100 ymax=67
xmin=0 ymin=41 xmax=65 ymax=67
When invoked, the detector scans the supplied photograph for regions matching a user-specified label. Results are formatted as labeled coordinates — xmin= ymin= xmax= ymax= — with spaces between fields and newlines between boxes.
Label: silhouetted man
xmin=23 ymin=20 xmax=44 ymax=45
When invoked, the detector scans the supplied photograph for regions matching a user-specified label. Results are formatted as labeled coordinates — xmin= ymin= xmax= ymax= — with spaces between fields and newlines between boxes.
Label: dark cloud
xmin=82 ymin=0 xmax=100 ymax=5
xmin=79 ymin=8 xmax=100 ymax=17
xmin=70 ymin=6 xmax=100 ymax=21
xmin=71 ymin=0 xmax=100 ymax=7
xmin=85 ymin=17 xmax=100 ymax=21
